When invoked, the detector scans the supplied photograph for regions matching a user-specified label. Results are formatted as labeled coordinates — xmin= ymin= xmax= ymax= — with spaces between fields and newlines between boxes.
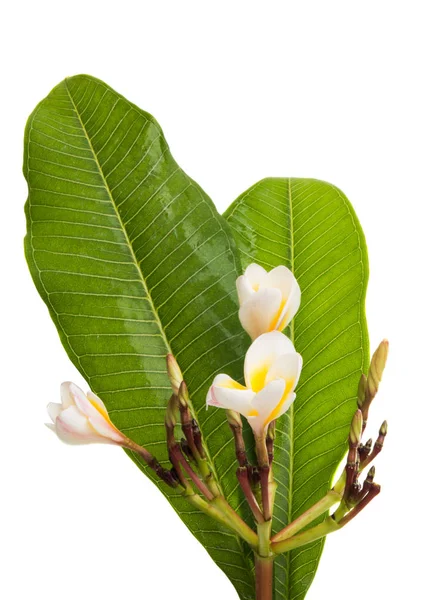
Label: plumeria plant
xmin=24 ymin=75 xmax=387 ymax=599
xmin=45 ymin=264 xmax=388 ymax=600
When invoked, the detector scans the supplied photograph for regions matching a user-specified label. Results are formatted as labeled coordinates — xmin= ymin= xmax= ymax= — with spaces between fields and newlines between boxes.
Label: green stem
xmin=271 ymin=489 xmax=341 ymax=543
xmin=183 ymin=492 xmax=256 ymax=547
xmin=257 ymin=520 xmax=272 ymax=557
xmin=197 ymin=457 xmax=221 ymax=497
xmin=271 ymin=517 xmax=341 ymax=554
xmin=211 ymin=495 xmax=258 ymax=548
xmin=255 ymin=555 xmax=273 ymax=600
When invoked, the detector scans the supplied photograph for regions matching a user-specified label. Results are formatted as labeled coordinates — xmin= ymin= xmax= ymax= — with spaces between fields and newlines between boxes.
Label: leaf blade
xmin=224 ymin=178 xmax=369 ymax=599
xmin=24 ymin=75 xmax=254 ymax=598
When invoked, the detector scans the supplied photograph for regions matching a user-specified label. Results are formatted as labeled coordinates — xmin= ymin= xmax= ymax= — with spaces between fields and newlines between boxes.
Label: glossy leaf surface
xmin=224 ymin=178 xmax=369 ymax=599
xmin=24 ymin=75 xmax=255 ymax=598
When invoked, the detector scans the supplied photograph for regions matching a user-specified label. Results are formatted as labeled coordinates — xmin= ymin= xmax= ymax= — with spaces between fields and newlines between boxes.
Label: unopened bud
xmin=367 ymin=340 xmax=389 ymax=401
xmin=357 ymin=374 xmax=367 ymax=409
xmin=163 ymin=469 xmax=180 ymax=488
xmin=362 ymin=466 xmax=376 ymax=496
xmin=165 ymin=394 xmax=179 ymax=428
xmin=366 ymin=465 xmax=376 ymax=483
xmin=358 ymin=438 xmax=373 ymax=462
xmin=379 ymin=420 xmax=388 ymax=437
xmin=226 ymin=409 xmax=242 ymax=429
xmin=178 ymin=381 xmax=190 ymax=408
xmin=350 ymin=410 xmax=363 ymax=445
xmin=166 ymin=354 xmax=183 ymax=396
xmin=267 ymin=420 xmax=276 ymax=441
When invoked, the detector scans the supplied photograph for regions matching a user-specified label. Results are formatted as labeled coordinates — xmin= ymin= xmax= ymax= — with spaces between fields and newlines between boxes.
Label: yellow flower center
xmin=249 ymin=363 xmax=270 ymax=392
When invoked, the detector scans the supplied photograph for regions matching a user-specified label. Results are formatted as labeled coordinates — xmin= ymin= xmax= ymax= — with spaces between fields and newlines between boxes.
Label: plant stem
xmin=211 ymin=495 xmax=258 ymax=548
xmin=173 ymin=444 xmax=214 ymax=500
xmin=271 ymin=517 xmax=341 ymax=554
xmin=237 ymin=467 xmax=264 ymax=523
xmin=257 ymin=520 xmax=272 ymax=557
xmin=271 ymin=489 xmax=341 ymax=543
xmin=255 ymin=555 xmax=273 ymax=600
xmin=183 ymin=492 xmax=256 ymax=547
xmin=255 ymin=434 xmax=272 ymax=520
xmin=255 ymin=521 xmax=274 ymax=600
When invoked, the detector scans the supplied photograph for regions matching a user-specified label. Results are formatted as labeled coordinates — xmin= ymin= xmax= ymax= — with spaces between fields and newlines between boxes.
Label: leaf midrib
xmin=286 ymin=177 xmax=295 ymax=596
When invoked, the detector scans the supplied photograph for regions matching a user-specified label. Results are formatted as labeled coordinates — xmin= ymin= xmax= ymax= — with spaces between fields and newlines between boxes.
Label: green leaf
xmin=23 ymin=75 xmax=255 ymax=598
xmin=224 ymin=178 xmax=369 ymax=599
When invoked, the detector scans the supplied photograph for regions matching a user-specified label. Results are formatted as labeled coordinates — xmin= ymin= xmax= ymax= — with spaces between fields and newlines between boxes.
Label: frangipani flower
xmin=236 ymin=264 xmax=301 ymax=340
xmin=46 ymin=382 xmax=125 ymax=445
xmin=207 ymin=331 xmax=302 ymax=435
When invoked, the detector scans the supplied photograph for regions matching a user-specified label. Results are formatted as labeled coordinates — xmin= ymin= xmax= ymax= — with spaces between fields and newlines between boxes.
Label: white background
xmin=2 ymin=1 xmax=422 ymax=598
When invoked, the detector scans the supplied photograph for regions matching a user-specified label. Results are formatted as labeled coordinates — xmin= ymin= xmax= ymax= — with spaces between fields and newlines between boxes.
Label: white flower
xmin=236 ymin=263 xmax=301 ymax=340
xmin=206 ymin=331 xmax=302 ymax=435
xmin=46 ymin=382 xmax=125 ymax=445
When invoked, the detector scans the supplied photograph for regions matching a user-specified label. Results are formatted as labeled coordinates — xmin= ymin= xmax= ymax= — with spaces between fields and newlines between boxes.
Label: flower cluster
xmin=207 ymin=264 xmax=302 ymax=437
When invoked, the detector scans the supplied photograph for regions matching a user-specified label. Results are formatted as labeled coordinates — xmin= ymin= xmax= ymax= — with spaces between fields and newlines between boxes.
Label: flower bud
xmin=358 ymin=438 xmax=373 ymax=462
xmin=46 ymin=382 xmax=125 ymax=445
xmin=166 ymin=354 xmax=183 ymax=396
xmin=367 ymin=340 xmax=389 ymax=401
xmin=236 ymin=264 xmax=301 ymax=339
xmin=366 ymin=465 xmax=376 ymax=484
xmin=267 ymin=420 xmax=276 ymax=441
xmin=165 ymin=394 xmax=179 ymax=428
xmin=178 ymin=381 xmax=190 ymax=408
xmin=379 ymin=420 xmax=388 ymax=437
xmin=349 ymin=410 xmax=363 ymax=446
xmin=357 ymin=374 xmax=367 ymax=409
xmin=226 ymin=409 xmax=243 ymax=429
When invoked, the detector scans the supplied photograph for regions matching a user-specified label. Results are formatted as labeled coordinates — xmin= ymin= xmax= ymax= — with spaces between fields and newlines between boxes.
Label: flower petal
xmin=60 ymin=382 xmax=77 ymax=409
xmin=236 ymin=275 xmax=255 ymax=305
xmin=274 ymin=392 xmax=296 ymax=419
xmin=268 ymin=265 xmax=297 ymax=297
xmin=47 ymin=402 xmax=62 ymax=423
xmin=207 ymin=374 xmax=254 ymax=417
xmin=244 ymin=263 xmax=268 ymax=289
xmin=70 ymin=384 xmax=123 ymax=442
xmin=276 ymin=280 xmax=301 ymax=331
xmin=239 ymin=288 xmax=282 ymax=340
xmin=244 ymin=331 xmax=295 ymax=390
xmin=265 ymin=352 xmax=303 ymax=392
xmin=247 ymin=379 xmax=286 ymax=434
xmin=55 ymin=406 xmax=102 ymax=445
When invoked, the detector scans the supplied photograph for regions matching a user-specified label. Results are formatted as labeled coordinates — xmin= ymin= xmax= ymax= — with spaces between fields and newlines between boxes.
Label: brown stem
xmin=229 ymin=422 xmax=249 ymax=467
xmin=237 ymin=467 xmax=264 ymax=523
xmin=338 ymin=484 xmax=381 ymax=526
xmin=179 ymin=398 xmax=199 ymax=458
xmin=255 ymin=555 xmax=273 ymax=600
xmin=121 ymin=438 xmax=179 ymax=487
xmin=254 ymin=435 xmax=271 ymax=521
xmin=260 ymin=466 xmax=271 ymax=521
xmin=170 ymin=443 xmax=214 ymax=500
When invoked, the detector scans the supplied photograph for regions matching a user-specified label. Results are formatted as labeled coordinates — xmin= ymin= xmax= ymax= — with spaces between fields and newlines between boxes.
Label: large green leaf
xmin=23 ymin=75 xmax=255 ymax=598
xmin=224 ymin=178 xmax=369 ymax=599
